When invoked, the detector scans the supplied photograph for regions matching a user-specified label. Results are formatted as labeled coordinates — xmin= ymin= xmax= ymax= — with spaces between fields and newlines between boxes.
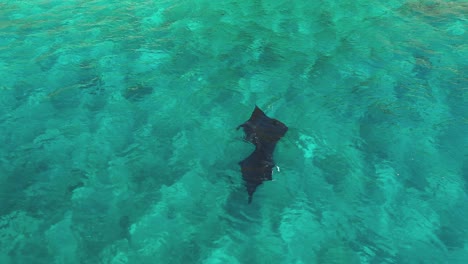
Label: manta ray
xmin=237 ymin=106 xmax=288 ymax=203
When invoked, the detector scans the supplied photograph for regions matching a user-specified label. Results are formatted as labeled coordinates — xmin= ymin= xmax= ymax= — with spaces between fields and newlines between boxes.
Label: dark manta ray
xmin=237 ymin=106 xmax=288 ymax=203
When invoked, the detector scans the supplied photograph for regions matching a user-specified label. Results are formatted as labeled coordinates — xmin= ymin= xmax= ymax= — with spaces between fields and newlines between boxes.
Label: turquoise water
xmin=0 ymin=0 xmax=467 ymax=263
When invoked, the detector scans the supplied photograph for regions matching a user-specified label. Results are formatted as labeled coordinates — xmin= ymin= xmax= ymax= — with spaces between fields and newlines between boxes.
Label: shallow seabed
xmin=0 ymin=0 xmax=467 ymax=263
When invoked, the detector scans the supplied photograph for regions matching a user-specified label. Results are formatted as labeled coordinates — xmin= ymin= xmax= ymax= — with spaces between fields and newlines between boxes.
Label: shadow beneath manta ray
xmin=237 ymin=106 xmax=288 ymax=204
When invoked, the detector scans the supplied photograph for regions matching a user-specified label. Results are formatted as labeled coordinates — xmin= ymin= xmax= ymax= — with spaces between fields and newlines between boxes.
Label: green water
xmin=0 ymin=0 xmax=467 ymax=263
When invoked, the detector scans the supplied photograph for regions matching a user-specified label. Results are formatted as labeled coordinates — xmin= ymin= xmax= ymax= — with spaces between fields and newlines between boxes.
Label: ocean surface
xmin=0 ymin=0 xmax=467 ymax=263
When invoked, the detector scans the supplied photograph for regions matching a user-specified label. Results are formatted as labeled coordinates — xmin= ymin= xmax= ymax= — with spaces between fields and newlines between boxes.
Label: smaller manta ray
xmin=237 ymin=106 xmax=288 ymax=203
